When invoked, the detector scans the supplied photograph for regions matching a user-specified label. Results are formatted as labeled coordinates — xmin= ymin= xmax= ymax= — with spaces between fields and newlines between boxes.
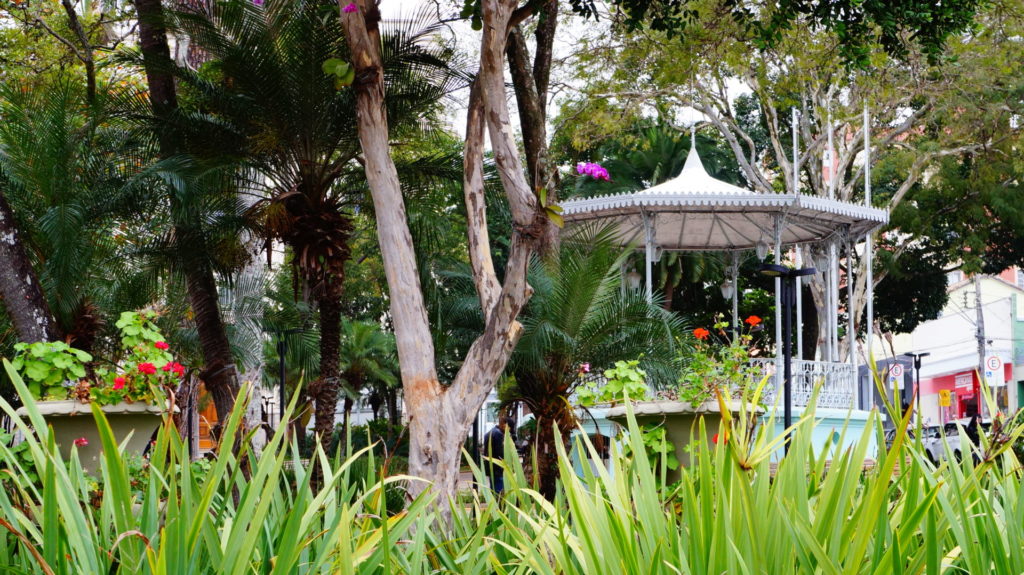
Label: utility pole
xmin=974 ymin=274 xmax=986 ymax=417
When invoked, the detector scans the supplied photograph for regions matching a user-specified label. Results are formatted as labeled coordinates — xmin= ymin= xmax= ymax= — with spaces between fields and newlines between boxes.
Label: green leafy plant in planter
xmin=578 ymin=359 xmax=679 ymax=472
xmin=674 ymin=313 xmax=764 ymax=405
xmin=11 ymin=310 xmax=181 ymax=406
xmin=10 ymin=341 xmax=92 ymax=400
xmin=577 ymin=359 xmax=649 ymax=406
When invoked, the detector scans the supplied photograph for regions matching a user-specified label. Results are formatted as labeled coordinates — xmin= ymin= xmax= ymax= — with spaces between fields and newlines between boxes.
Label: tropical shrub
xmin=2 ymin=358 xmax=1024 ymax=574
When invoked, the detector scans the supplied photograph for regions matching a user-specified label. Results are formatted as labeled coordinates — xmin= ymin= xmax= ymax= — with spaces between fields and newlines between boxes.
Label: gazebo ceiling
xmin=561 ymin=142 xmax=888 ymax=251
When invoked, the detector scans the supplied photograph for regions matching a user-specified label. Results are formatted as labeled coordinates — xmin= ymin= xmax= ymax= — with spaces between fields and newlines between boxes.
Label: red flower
xmin=113 ymin=377 xmax=126 ymax=390
xmin=138 ymin=363 xmax=156 ymax=375
xmin=163 ymin=362 xmax=186 ymax=376
xmin=73 ymin=437 xmax=88 ymax=447
xmin=693 ymin=327 xmax=710 ymax=340
xmin=154 ymin=341 xmax=169 ymax=350
xmin=745 ymin=315 xmax=762 ymax=327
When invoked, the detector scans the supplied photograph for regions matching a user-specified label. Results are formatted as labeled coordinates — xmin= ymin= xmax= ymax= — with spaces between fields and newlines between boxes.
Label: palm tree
xmin=337 ymin=319 xmax=397 ymax=448
xmin=167 ymin=0 xmax=464 ymax=449
xmin=0 ymin=80 xmax=160 ymax=350
xmin=503 ymin=224 xmax=685 ymax=499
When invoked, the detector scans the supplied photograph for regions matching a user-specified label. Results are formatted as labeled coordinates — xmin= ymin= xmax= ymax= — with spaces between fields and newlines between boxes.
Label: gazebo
xmin=561 ymin=131 xmax=888 ymax=416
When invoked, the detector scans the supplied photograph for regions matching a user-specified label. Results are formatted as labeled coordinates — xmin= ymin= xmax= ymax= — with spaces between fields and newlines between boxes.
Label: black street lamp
xmin=275 ymin=328 xmax=306 ymax=428
xmin=759 ymin=263 xmax=816 ymax=449
xmin=903 ymin=352 xmax=931 ymax=423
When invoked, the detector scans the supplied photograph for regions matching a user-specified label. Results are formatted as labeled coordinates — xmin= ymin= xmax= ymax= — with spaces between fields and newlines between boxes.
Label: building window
xmin=1017 ymin=268 xmax=1024 ymax=290
xmin=947 ymin=270 xmax=963 ymax=285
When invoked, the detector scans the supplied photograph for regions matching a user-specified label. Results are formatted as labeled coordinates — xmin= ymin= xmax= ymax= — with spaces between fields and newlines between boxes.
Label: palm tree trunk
xmin=313 ymin=292 xmax=342 ymax=454
xmin=532 ymin=398 xmax=571 ymax=500
xmin=132 ymin=0 xmax=238 ymax=424
xmin=0 ymin=191 xmax=60 ymax=343
xmin=185 ymin=265 xmax=240 ymax=423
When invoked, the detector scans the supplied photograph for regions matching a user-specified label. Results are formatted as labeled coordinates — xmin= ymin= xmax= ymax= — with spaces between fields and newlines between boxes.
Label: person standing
xmin=482 ymin=416 xmax=511 ymax=493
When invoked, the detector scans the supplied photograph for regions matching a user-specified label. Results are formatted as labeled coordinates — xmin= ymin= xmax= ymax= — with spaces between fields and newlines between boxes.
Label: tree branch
xmin=462 ymin=78 xmax=502 ymax=320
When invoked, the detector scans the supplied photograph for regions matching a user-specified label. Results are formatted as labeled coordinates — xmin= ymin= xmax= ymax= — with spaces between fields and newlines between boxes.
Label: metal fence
xmin=749 ymin=358 xmax=858 ymax=409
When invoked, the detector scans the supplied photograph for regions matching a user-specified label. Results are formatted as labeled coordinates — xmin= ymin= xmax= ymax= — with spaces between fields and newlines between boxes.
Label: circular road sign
xmin=986 ymin=355 xmax=1002 ymax=371
xmin=889 ymin=364 xmax=904 ymax=378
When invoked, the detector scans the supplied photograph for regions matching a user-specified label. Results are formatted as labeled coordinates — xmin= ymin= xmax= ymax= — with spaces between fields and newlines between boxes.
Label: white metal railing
xmin=749 ymin=359 xmax=857 ymax=409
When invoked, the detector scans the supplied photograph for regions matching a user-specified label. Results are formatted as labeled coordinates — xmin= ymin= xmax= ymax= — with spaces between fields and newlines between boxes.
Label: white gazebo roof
xmin=561 ymin=143 xmax=888 ymax=251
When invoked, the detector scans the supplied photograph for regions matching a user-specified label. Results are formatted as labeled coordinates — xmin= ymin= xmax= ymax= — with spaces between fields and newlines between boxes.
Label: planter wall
xmin=759 ymin=407 xmax=880 ymax=459
xmin=605 ymin=399 xmax=757 ymax=481
xmin=17 ymin=401 xmax=167 ymax=471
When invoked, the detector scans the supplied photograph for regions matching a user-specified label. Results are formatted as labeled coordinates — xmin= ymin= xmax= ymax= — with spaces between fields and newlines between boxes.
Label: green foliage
xmin=623 ymin=421 xmax=679 ymax=471
xmin=2 ymin=359 xmax=1024 ymax=573
xmin=11 ymin=310 xmax=177 ymax=405
xmin=677 ymin=314 xmax=763 ymax=405
xmin=10 ymin=342 xmax=91 ymax=400
xmin=113 ymin=310 xmax=167 ymax=353
xmin=343 ymin=419 xmax=409 ymax=459
xmin=577 ymin=359 xmax=649 ymax=406
xmin=343 ymin=454 xmax=407 ymax=516
xmin=321 ymin=57 xmax=355 ymax=89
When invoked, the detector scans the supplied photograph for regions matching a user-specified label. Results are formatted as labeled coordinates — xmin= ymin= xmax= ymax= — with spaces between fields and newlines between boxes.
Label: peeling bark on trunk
xmin=133 ymin=0 xmax=238 ymax=424
xmin=342 ymin=0 xmax=543 ymax=508
xmin=0 ymin=192 xmax=60 ymax=343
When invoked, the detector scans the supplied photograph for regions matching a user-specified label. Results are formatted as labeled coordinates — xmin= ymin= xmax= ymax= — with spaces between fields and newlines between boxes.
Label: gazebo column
xmin=847 ymin=234 xmax=858 ymax=406
xmin=773 ymin=215 xmax=784 ymax=393
xmin=731 ymin=252 xmax=740 ymax=335
xmin=792 ymin=109 xmax=803 ymax=361
xmin=864 ymin=104 xmax=874 ymax=367
xmin=830 ymin=238 xmax=839 ymax=361
xmin=795 ymin=248 xmax=804 ymax=360
xmin=643 ymin=211 xmax=654 ymax=302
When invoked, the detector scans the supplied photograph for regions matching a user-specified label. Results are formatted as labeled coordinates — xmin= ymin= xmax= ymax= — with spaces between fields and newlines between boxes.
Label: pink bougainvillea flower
xmin=138 ymin=362 xmax=156 ymax=375
xmin=578 ymin=362 xmax=591 ymax=375
xmin=73 ymin=437 xmax=88 ymax=447
xmin=693 ymin=327 xmax=710 ymax=340
xmin=252 ymin=0 xmax=264 ymax=5
xmin=154 ymin=341 xmax=170 ymax=350
xmin=113 ymin=376 xmax=126 ymax=390
xmin=342 ymin=2 xmax=358 ymax=12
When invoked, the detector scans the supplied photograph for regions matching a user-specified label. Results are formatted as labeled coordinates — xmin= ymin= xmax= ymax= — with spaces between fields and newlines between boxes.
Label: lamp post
xmin=903 ymin=352 xmax=930 ymax=423
xmin=275 ymin=328 xmax=306 ymax=428
xmin=759 ymin=263 xmax=816 ymax=449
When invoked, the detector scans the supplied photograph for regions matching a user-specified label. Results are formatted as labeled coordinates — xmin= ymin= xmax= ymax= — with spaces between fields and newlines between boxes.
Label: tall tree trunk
xmin=185 ymin=265 xmax=239 ymax=424
xmin=0 ymin=192 xmax=60 ymax=343
xmin=342 ymin=0 xmax=544 ymax=507
xmin=507 ymin=6 xmax=560 ymax=252
xmin=312 ymin=292 xmax=342 ymax=453
xmin=132 ymin=0 xmax=238 ymax=424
